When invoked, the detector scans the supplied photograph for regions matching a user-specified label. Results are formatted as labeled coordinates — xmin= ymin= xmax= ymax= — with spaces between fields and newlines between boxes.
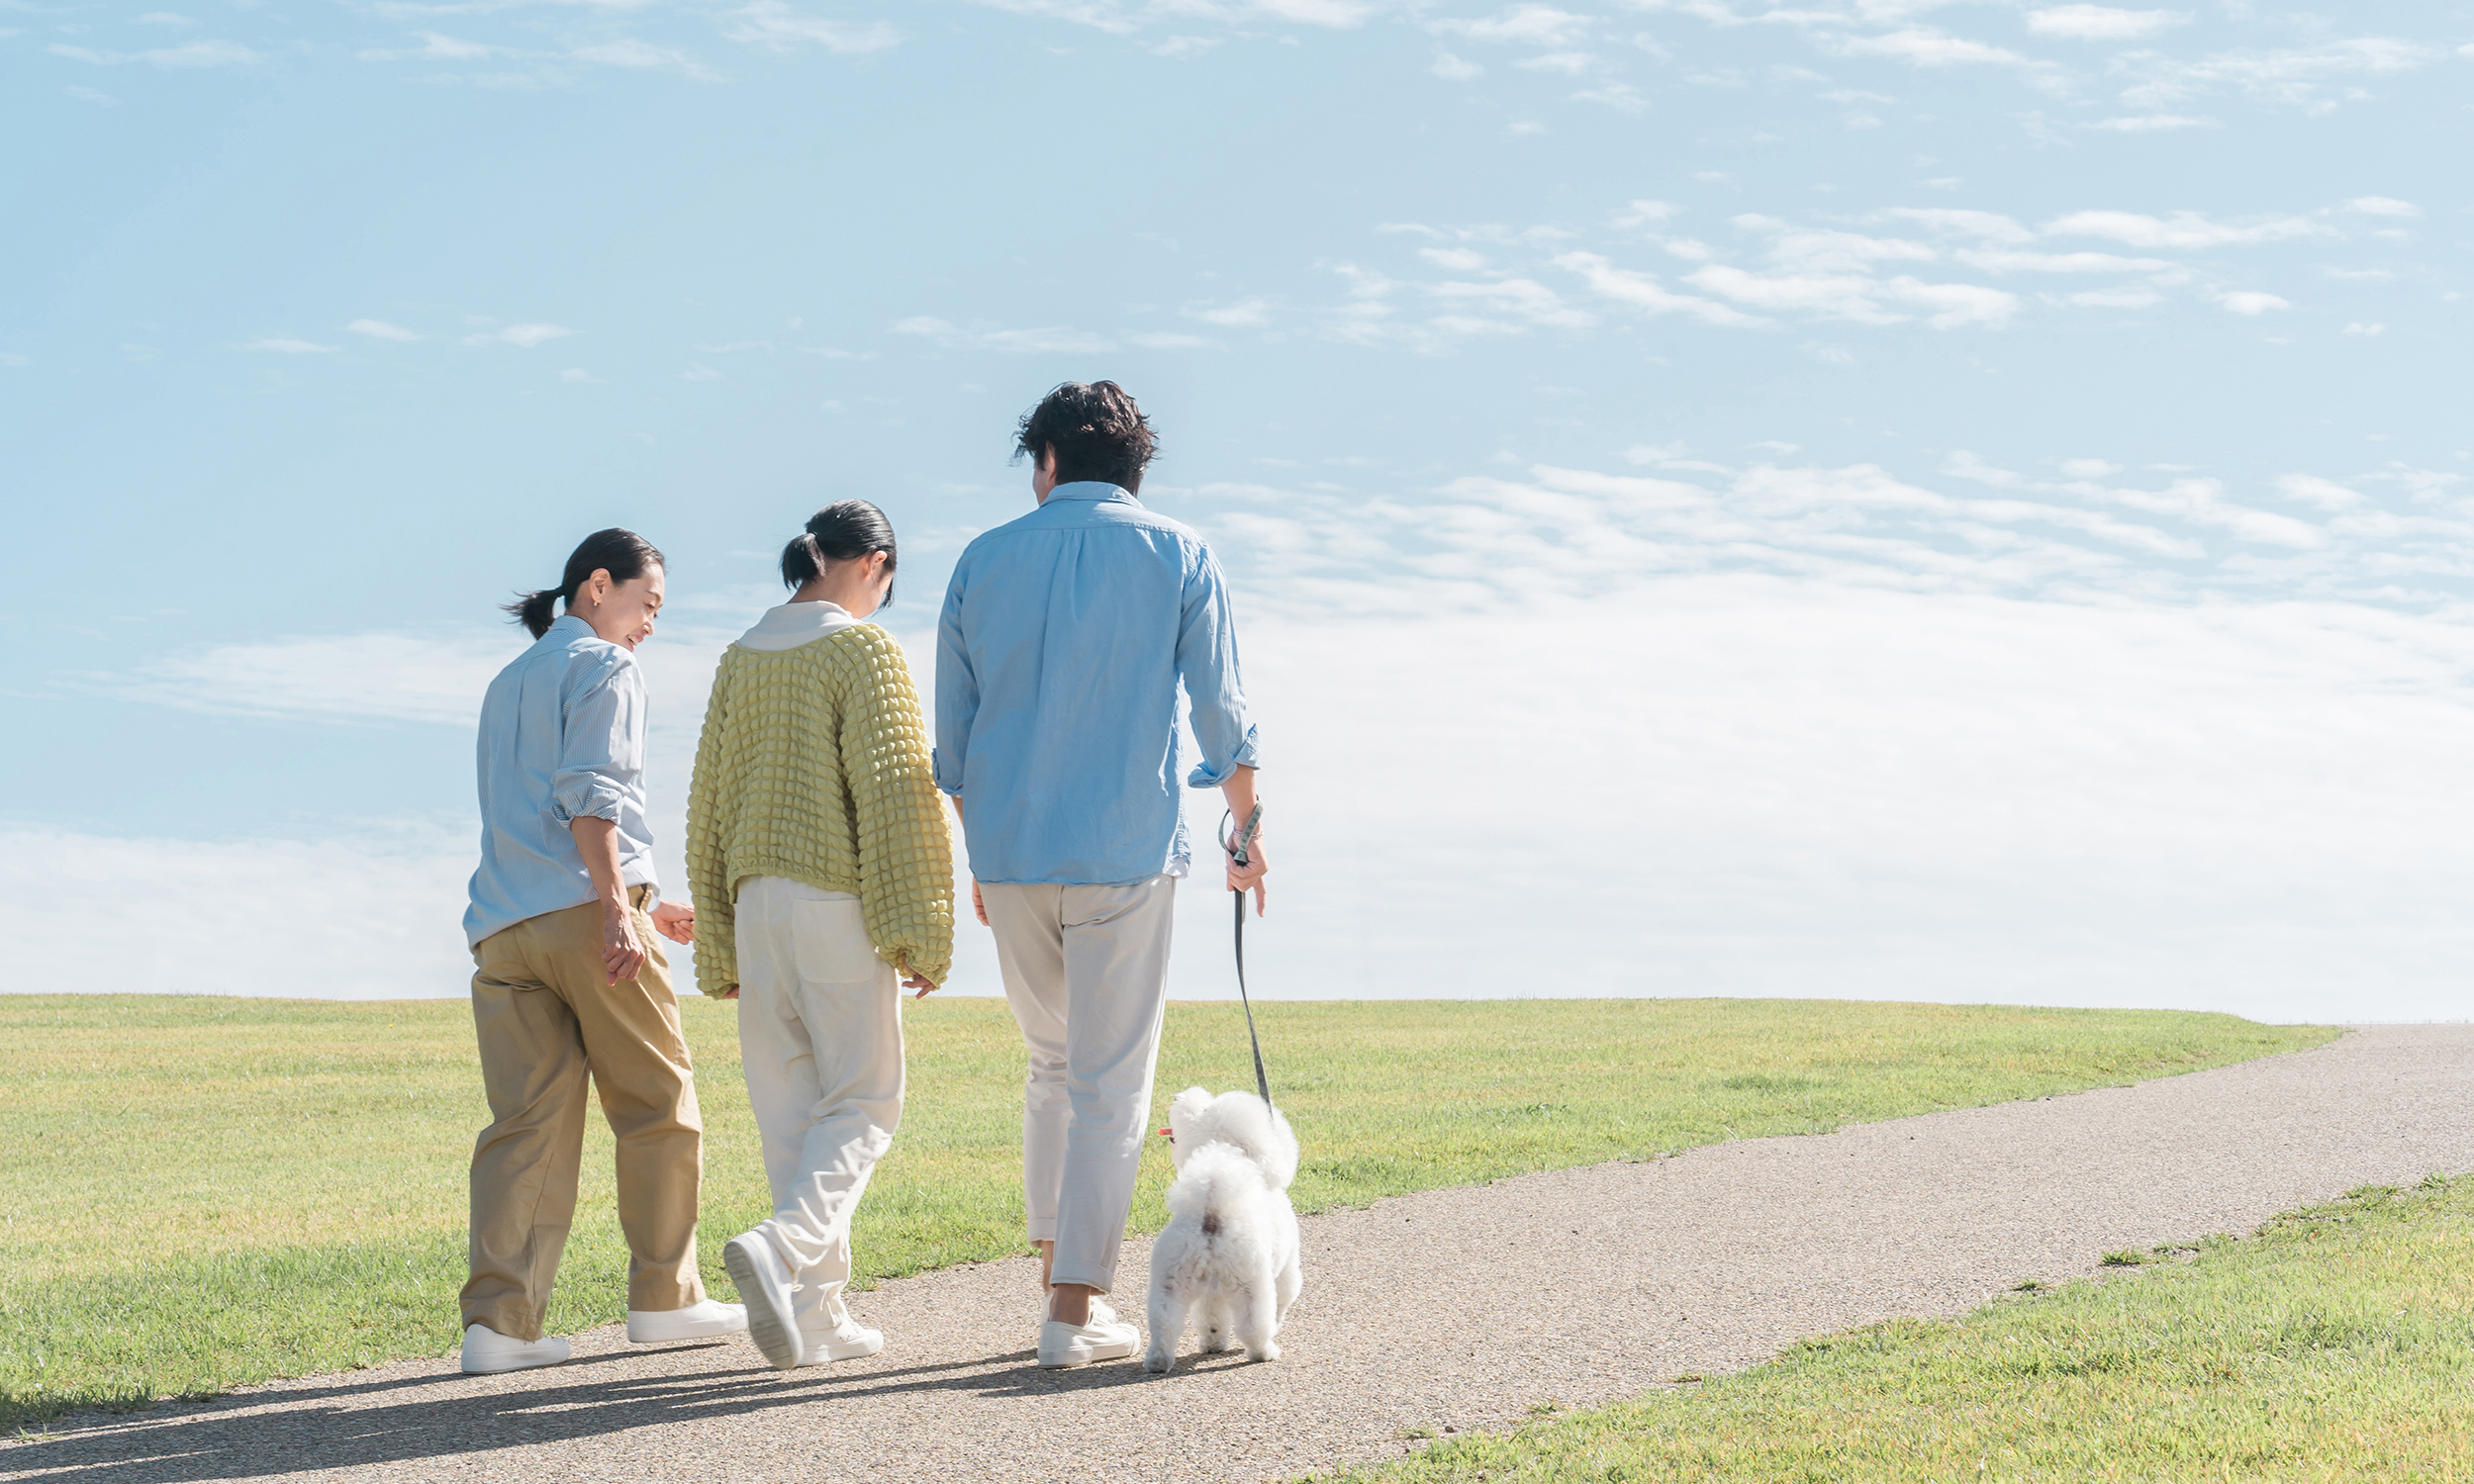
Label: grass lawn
xmin=0 ymin=994 xmax=2329 ymax=1430
xmin=1318 ymin=1175 xmax=2474 ymax=1483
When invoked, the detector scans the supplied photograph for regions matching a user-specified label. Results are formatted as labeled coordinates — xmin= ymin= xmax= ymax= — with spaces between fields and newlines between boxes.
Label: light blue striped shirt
xmin=934 ymin=483 xmax=1261 ymax=885
xmin=463 ymin=614 xmax=661 ymax=948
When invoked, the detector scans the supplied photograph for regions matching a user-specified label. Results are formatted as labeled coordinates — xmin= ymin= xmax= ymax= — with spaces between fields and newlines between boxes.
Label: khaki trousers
xmin=982 ymin=875 xmax=1177 ymax=1294
xmin=461 ymin=886 xmax=708 ymax=1341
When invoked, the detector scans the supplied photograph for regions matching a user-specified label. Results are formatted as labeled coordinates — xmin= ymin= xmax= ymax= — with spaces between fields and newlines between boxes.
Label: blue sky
xmin=4 ymin=1 xmax=2470 ymax=1018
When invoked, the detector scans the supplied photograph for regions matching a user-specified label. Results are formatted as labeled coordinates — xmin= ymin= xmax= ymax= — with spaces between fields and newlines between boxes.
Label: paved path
xmin=11 ymin=1025 xmax=2472 ymax=1484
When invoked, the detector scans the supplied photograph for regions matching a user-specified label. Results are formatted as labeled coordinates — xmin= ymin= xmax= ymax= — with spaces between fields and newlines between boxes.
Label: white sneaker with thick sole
xmin=626 ymin=1298 xmax=749 ymax=1345
xmin=723 ymin=1232 xmax=804 ymax=1370
xmin=460 ymin=1323 xmax=570 ymax=1375
xmin=1037 ymin=1311 xmax=1140 ymax=1368
xmin=797 ymin=1318 xmax=885 ymax=1366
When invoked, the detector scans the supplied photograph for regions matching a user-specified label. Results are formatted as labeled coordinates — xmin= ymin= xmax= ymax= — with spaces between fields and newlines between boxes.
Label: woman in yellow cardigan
xmin=686 ymin=501 xmax=955 ymax=1371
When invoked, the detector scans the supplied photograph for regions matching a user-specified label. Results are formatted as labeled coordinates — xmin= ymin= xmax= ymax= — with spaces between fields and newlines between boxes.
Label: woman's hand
xmin=602 ymin=901 xmax=648 ymax=984
xmin=650 ymin=899 xmax=696 ymax=945
xmin=971 ymin=878 xmax=989 ymax=927
xmin=904 ymin=973 xmax=938 ymax=1000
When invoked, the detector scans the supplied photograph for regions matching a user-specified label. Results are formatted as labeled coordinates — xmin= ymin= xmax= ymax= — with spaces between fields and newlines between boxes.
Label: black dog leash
xmin=1220 ymin=804 xmax=1272 ymax=1109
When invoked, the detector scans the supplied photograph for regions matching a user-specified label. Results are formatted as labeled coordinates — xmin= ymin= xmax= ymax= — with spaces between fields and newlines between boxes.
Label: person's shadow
xmin=9 ymin=1343 xmax=1223 ymax=1483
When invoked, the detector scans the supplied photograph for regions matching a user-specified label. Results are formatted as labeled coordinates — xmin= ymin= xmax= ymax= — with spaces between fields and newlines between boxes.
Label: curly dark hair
xmin=1011 ymin=381 xmax=1159 ymax=492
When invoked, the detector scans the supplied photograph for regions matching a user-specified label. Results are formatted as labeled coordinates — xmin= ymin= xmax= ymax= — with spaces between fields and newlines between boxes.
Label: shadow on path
xmin=7 ymin=1345 xmax=1212 ymax=1484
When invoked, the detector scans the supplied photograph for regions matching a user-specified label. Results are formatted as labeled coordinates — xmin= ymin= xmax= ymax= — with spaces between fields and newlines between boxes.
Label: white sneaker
xmin=626 ymin=1298 xmax=749 ymax=1345
xmin=1037 ymin=1312 xmax=1140 ymax=1369
xmin=460 ymin=1323 xmax=570 ymax=1375
xmin=723 ymin=1232 xmax=803 ymax=1370
xmin=796 ymin=1317 xmax=885 ymax=1366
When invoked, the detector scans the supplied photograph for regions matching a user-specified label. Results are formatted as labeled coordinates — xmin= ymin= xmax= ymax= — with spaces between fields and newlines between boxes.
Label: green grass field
xmin=1318 ymin=1175 xmax=2474 ymax=1482
xmin=0 ymin=993 xmax=2329 ymax=1430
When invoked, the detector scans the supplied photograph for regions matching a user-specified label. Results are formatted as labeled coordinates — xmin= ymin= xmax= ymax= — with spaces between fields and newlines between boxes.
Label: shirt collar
xmin=1041 ymin=481 xmax=1138 ymax=506
xmin=545 ymin=613 xmax=597 ymax=641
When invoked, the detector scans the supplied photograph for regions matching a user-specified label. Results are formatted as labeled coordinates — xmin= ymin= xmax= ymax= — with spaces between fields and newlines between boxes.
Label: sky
xmin=3 ymin=0 xmax=2470 ymax=1021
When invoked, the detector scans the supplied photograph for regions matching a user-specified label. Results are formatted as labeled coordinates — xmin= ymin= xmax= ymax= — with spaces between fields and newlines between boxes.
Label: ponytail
xmin=503 ymin=527 xmax=666 ymax=638
xmin=781 ymin=500 xmax=900 ymax=607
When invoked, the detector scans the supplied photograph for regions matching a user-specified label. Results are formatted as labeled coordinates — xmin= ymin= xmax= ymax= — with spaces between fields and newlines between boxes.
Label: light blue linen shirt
xmin=463 ymin=613 xmax=661 ymax=948
xmin=934 ymin=482 xmax=1261 ymax=885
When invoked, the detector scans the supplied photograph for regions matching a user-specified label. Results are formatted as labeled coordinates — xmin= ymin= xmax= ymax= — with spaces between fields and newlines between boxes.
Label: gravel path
xmin=11 ymin=1024 xmax=2472 ymax=1484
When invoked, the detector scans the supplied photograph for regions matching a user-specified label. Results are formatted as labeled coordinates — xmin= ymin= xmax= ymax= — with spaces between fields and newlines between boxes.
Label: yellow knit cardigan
xmin=684 ymin=624 xmax=955 ymax=996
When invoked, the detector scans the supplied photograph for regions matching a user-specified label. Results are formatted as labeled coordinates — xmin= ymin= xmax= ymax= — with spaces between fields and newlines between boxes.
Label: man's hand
xmin=602 ymin=901 xmax=648 ymax=984
xmin=650 ymin=899 xmax=695 ymax=945
xmin=971 ymin=878 xmax=989 ymax=927
xmin=904 ymin=972 xmax=939 ymax=1000
xmin=1225 ymin=836 xmax=1269 ymax=916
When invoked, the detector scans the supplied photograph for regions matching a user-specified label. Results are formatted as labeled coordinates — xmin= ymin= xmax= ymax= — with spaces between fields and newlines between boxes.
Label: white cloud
xmin=464 ymin=323 xmax=575 ymax=348
xmin=981 ymin=325 xmax=1117 ymax=354
xmin=1956 ymin=248 xmax=2170 ymax=273
xmin=570 ymin=40 xmax=723 ymax=80
xmin=560 ymin=367 xmax=606 ymax=382
xmin=2117 ymin=37 xmax=2441 ymax=110
xmin=2088 ymin=113 xmax=2215 ymax=132
xmin=50 ymin=38 xmax=260 ymax=66
xmin=2344 ymin=196 xmax=2420 ymax=219
xmin=2341 ymin=322 xmax=2385 ymax=337
xmin=1432 ymin=4 xmax=1590 ymax=47
xmin=63 ymin=85 xmax=116 ymax=104
xmin=2024 ymin=6 xmax=2185 ymax=40
xmin=1553 ymin=251 xmax=1768 ymax=327
xmin=1419 ymin=247 xmax=1489 ymax=271
xmin=2275 ymin=474 xmax=2362 ymax=510
xmin=134 ymin=11 xmax=196 ymax=26
xmin=2058 ymin=289 xmax=2163 ymax=308
xmin=346 ymin=319 xmax=423 ymax=342
xmin=1880 ymin=208 xmax=2033 ymax=244
xmin=1613 ymin=200 xmax=1679 ymax=229
xmin=359 ymin=32 xmax=493 ymax=61
xmin=680 ymin=362 xmax=726 ymax=381
xmin=1517 ymin=49 xmax=1595 ymax=73
xmin=2218 ymin=290 xmax=2290 ymax=316
xmin=241 ymin=337 xmax=335 ymax=354
xmin=722 ymin=3 xmax=901 ymax=53
xmin=1189 ymin=297 xmax=1274 ymax=326
xmin=1573 ymin=82 xmax=1648 ymax=111
xmin=2042 ymin=210 xmax=2326 ymax=248
xmin=1431 ymin=50 xmax=1481 ymax=79
xmin=107 ymin=629 xmax=514 ymax=725
xmin=0 ymin=823 xmax=478 ymax=999
xmin=1130 ymin=331 xmax=1217 ymax=349
xmin=1836 ymin=28 xmax=2033 ymax=68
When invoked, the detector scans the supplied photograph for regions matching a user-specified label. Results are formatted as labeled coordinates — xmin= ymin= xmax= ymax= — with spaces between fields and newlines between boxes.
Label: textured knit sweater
xmin=685 ymin=622 xmax=955 ymax=996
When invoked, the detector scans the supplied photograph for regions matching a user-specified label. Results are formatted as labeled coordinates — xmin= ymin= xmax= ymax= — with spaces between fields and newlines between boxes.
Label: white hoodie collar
xmin=735 ymin=601 xmax=859 ymax=652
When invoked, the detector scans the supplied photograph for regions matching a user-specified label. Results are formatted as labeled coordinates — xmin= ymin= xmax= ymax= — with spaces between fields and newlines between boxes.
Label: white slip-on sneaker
xmin=460 ymin=1323 xmax=570 ymax=1375
xmin=723 ymin=1232 xmax=804 ymax=1370
xmin=796 ymin=1318 xmax=885 ymax=1366
xmin=1037 ymin=1316 xmax=1139 ymax=1368
xmin=626 ymin=1298 xmax=749 ymax=1345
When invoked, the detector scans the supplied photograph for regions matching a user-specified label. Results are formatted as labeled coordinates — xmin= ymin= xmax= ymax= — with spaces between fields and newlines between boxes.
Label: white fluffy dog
xmin=1143 ymin=1086 xmax=1303 ymax=1374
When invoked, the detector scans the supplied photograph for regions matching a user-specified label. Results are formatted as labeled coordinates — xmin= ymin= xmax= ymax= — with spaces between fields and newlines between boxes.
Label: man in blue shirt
xmin=936 ymin=381 xmax=1270 ymax=1368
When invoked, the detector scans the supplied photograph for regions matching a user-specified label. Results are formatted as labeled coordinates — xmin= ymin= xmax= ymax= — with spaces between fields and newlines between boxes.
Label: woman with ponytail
xmin=685 ymin=501 xmax=954 ymax=1371
xmin=457 ymin=527 xmax=747 ymax=1376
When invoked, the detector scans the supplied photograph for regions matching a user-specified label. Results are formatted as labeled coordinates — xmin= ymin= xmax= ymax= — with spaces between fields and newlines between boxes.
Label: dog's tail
xmin=1163 ymin=1141 xmax=1266 ymax=1237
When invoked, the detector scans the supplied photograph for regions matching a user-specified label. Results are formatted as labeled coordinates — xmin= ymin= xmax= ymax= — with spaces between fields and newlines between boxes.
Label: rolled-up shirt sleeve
xmin=549 ymin=659 xmax=643 ymax=824
xmin=932 ymin=562 xmax=979 ymax=796
xmin=1176 ymin=541 xmax=1261 ymax=788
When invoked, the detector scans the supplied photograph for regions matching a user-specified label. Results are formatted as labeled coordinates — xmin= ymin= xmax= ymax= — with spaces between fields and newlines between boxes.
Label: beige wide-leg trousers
xmin=982 ymin=875 xmax=1178 ymax=1294
xmin=462 ymin=885 xmax=708 ymax=1342
xmin=733 ymin=876 xmax=905 ymax=1333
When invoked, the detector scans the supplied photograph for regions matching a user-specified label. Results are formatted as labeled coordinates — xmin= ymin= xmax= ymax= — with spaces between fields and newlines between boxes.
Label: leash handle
xmin=1220 ymin=806 xmax=1272 ymax=1109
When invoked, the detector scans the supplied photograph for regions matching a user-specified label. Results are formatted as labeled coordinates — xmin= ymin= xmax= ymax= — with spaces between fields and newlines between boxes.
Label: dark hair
xmin=1011 ymin=380 xmax=1158 ymax=491
xmin=781 ymin=500 xmax=900 ymax=606
xmin=503 ymin=527 xmax=666 ymax=638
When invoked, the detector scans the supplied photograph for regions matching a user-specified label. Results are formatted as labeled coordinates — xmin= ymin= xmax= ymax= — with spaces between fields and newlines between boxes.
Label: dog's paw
xmin=1247 ymin=1341 xmax=1283 ymax=1363
xmin=1199 ymin=1328 xmax=1230 ymax=1354
xmin=1142 ymin=1347 xmax=1175 ymax=1374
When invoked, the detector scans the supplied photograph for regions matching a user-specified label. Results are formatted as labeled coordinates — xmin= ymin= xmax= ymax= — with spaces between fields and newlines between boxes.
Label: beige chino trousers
xmin=461 ymin=885 xmax=709 ymax=1342
xmin=733 ymin=877 xmax=905 ymax=1334
xmin=982 ymin=874 xmax=1178 ymax=1294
